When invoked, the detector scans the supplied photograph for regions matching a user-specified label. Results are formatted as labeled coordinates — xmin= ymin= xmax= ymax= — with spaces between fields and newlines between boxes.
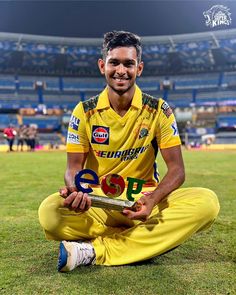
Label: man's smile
xmin=112 ymin=77 xmax=130 ymax=81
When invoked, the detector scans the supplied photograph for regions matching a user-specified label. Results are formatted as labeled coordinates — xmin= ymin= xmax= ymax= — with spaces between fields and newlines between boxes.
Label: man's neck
xmin=107 ymin=86 xmax=135 ymax=117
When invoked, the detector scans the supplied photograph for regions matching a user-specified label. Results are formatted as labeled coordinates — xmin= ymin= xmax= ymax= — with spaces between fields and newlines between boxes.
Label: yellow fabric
xmin=38 ymin=86 xmax=220 ymax=266
xmin=38 ymin=187 xmax=220 ymax=266
xmin=66 ymin=85 xmax=181 ymax=186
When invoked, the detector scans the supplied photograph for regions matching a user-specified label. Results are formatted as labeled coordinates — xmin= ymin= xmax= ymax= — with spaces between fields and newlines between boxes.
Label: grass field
xmin=0 ymin=150 xmax=235 ymax=295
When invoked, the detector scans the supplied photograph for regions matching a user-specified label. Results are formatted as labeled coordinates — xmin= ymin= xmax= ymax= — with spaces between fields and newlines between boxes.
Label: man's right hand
xmin=59 ymin=187 xmax=92 ymax=212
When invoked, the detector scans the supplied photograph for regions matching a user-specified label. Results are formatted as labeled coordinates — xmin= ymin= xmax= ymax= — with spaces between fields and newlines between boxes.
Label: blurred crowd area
xmin=1 ymin=29 xmax=236 ymax=151
xmin=3 ymin=123 xmax=38 ymax=152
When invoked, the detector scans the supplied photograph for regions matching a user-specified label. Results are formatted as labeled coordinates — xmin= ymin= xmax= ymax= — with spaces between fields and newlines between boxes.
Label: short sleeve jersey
xmin=66 ymin=85 xmax=181 ymax=186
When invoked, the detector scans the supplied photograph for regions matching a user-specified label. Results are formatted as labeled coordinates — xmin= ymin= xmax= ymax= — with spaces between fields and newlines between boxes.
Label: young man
xmin=38 ymin=31 xmax=220 ymax=272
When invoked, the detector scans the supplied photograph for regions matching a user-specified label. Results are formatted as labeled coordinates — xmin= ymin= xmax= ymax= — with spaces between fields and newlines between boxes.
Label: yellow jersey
xmin=66 ymin=85 xmax=181 ymax=186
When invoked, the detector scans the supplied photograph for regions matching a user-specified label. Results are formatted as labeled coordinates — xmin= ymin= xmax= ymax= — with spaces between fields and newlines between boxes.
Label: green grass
xmin=0 ymin=150 xmax=235 ymax=295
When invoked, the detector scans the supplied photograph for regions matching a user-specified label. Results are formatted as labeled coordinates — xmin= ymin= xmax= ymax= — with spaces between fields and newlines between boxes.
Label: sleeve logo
xmin=91 ymin=125 xmax=109 ymax=145
xmin=171 ymin=121 xmax=179 ymax=136
xmin=161 ymin=101 xmax=173 ymax=118
xmin=69 ymin=115 xmax=80 ymax=131
xmin=67 ymin=132 xmax=80 ymax=144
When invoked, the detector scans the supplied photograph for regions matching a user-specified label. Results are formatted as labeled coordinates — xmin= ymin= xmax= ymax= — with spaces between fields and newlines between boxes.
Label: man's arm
xmin=123 ymin=145 xmax=185 ymax=220
xmin=60 ymin=152 xmax=92 ymax=211
xmin=149 ymin=145 xmax=185 ymax=204
xmin=64 ymin=152 xmax=87 ymax=189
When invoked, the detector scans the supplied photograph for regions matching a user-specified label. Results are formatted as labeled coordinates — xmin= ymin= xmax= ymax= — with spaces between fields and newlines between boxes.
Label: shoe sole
xmin=58 ymin=241 xmax=68 ymax=272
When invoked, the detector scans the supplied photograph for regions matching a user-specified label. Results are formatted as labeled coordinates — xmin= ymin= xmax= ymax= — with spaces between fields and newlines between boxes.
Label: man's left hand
xmin=122 ymin=193 xmax=156 ymax=221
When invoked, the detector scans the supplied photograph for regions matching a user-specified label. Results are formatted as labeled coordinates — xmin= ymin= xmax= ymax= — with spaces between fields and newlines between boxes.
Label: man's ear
xmin=98 ymin=59 xmax=105 ymax=75
xmin=137 ymin=61 xmax=144 ymax=77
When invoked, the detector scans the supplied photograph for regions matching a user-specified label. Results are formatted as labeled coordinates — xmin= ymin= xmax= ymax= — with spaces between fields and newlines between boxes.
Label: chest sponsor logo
xmin=67 ymin=132 xmax=80 ymax=144
xmin=161 ymin=101 xmax=173 ymax=118
xmin=95 ymin=144 xmax=150 ymax=161
xmin=69 ymin=115 xmax=80 ymax=131
xmin=91 ymin=125 xmax=109 ymax=145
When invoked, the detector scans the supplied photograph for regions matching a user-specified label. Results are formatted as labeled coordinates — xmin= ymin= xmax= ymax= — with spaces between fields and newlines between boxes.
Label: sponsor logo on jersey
xmin=67 ymin=132 xmax=80 ymax=144
xmin=91 ymin=125 xmax=109 ymax=145
xmin=95 ymin=144 xmax=150 ymax=161
xmin=69 ymin=115 xmax=80 ymax=131
xmin=171 ymin=121 xmax=179 ymax=136
xmin=161 ymin=101 xmax=173 ymax=118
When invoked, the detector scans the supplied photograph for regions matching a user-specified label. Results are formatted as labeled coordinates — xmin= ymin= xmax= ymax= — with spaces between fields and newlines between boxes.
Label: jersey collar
xmin=96 ymin=84 xmax=143 ymax=110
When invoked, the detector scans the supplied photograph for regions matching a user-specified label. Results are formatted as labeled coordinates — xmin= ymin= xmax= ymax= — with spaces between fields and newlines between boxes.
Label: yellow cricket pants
xmin=38 ymin=187 xmax=219 ymax=266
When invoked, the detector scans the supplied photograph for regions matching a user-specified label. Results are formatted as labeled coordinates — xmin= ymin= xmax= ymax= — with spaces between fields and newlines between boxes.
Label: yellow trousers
xmin=38 ymin=187 xmax=219 ymax=266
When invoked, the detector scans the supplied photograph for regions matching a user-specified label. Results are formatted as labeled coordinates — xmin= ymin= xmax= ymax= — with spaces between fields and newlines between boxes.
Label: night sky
xmin=0 ymin=0 xmax=235 ymax=38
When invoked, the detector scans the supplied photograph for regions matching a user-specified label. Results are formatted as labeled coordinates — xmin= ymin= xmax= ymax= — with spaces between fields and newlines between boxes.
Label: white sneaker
xmin=58 ymin=240 xmax=96 ymax=272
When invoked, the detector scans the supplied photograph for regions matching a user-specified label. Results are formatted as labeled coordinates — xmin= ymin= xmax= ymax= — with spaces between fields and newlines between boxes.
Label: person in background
xmin=28 ymin=125 xmax=38 ymax=151
xmin=3 ymin=124 xmax=17 ymax=152
xmin=24 ymin=125 xmax=31 ymax=151
xmin=17 ymin=125 xmax=27 ymax=152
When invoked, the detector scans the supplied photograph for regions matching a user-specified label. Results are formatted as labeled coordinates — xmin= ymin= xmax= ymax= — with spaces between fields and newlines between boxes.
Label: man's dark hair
xmin=102 ymin=31 xmax=142 ymax=63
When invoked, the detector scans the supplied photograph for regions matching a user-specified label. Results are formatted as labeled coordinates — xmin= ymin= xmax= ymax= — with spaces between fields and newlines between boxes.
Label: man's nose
xmin=116 ymin=64 xmax=126 ymax=75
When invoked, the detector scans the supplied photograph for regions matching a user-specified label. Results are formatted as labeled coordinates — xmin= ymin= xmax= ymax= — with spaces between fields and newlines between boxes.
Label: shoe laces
xmin=75 ymin=242 xmax=95 ymax=265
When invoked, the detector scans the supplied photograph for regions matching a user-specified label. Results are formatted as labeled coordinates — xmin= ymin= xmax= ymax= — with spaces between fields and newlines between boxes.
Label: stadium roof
xmin=1 ymin=28 xmax=236 ymax=77
xmin=0 ymin=28 xmax=236 ymax=45
xmin=0 ymin=1 xmax=235 ymax=38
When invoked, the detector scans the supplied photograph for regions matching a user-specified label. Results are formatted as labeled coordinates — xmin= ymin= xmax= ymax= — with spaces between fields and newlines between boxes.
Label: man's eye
xmin=125 ymin=62 xmax=135 ymax=67
xmin=110 ymin=61 xmax=119 ymax=66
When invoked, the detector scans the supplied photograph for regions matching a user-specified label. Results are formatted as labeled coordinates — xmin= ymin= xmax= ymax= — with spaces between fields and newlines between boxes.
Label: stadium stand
xmin=222 ymin=71 xmax=236 ymax=87
xmin=0 ymin=113 xmax=18 ymax=130
xmin=173 ymin=73 xmax=219 ymax=90
xmin=0 ymin=74 xmax=15 ymax=89
xmin=21 ymin=115 xmax=61 ymax=132
xmin=196 ymin=90 xmax=236 ymax=105
xmin=0 ymin=29 xmax=236 ymax=150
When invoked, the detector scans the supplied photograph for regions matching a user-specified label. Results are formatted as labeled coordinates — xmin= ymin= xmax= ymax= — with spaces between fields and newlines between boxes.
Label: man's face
xmin=98 ymin=46 xmax=143 ymax=95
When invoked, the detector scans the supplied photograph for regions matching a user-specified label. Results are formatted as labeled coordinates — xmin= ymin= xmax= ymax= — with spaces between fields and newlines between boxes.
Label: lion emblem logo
xmin=203 ymin=5 xmax=232 ymax=28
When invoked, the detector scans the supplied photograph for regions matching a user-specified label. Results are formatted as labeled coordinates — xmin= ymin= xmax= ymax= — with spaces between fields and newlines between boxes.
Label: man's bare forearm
xmin=151 ymin=166 xmax=185 ymax=204
xmin=64 ymin=152 xmax=87 ymax=190
xmin=64 ymin=168 xmax=80 ymax=189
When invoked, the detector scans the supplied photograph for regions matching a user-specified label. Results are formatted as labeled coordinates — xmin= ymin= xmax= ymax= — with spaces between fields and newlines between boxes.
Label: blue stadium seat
xmin=22 ymin=116 xmax=61 ymax=131
xmin=0 ymin=114 xmax=18 ymax=130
